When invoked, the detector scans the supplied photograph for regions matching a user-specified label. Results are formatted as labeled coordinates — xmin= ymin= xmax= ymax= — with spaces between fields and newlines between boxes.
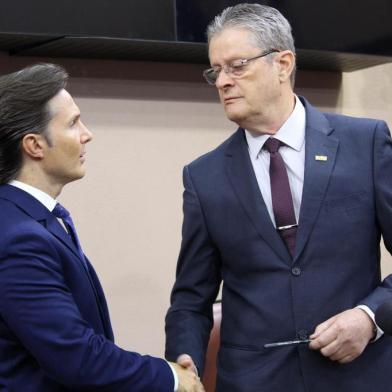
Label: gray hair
xmin=207 ymin=3 xmax=296 ymax=85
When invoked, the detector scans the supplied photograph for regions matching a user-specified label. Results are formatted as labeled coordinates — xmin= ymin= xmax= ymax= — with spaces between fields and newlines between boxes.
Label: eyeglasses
xmin=203 ymin=49 xmax=279 ymax=85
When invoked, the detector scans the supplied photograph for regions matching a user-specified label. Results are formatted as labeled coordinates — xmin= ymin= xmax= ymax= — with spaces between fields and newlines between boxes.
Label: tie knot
xmin=263 ymin=138 xmax=282 ymax=154
xmin=52 ymin=203 xmax=70 ymax=220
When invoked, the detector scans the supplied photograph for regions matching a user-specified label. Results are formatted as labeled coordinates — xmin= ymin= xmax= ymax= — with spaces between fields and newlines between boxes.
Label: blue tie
xmin=52 ymin=202 xmax=88 ymax=269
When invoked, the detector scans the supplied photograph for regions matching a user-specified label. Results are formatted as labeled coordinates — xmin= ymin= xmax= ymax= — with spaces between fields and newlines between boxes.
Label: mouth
xmin=79 ymin=152 xmax=86 ymax=162
xmin=224 ymin=96 xmax=241 ymax=104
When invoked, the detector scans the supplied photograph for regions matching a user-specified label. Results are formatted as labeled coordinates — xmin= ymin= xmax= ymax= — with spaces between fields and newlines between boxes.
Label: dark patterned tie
xmin=263 ymin=138 xmax=297 ymax=257
xmin=52 ymin=203 xmax=88 ymax=269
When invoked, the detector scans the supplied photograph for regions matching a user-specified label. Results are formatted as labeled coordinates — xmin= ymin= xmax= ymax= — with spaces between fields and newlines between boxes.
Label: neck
xmin=244 ymin=92 xmax=296 ymax=135
xmin=17 ymin=167 xmax=63 ymax=199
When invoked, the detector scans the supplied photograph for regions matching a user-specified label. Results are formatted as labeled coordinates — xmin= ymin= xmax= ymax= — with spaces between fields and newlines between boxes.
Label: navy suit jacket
xmin=166 ymin=98 xmax=392 ymax=392
xmin=0 ymin=185 xmax=174 ymax=391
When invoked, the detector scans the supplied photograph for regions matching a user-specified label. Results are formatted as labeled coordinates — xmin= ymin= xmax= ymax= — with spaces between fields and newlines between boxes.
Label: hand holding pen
xmin=264 ymin=338 xmax=312 ymax=348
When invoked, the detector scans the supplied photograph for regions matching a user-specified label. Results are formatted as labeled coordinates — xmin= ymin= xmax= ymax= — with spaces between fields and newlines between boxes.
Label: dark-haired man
xmin=0 ymin=63 xmax=204 ymax=392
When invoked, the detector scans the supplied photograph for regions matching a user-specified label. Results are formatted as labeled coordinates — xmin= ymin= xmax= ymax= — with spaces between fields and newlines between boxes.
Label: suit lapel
xmin=0 ymin=184 xmax=86 ymax=267
xmin=46 ymin=217 xmax=111 ymax=336
xmin=294 ymin=99 xmax=339 ymax=260
xmin=44 ymin=215 xmax=83 ymax=262
xmin=225 ymin=129 xmax=292 ymax=263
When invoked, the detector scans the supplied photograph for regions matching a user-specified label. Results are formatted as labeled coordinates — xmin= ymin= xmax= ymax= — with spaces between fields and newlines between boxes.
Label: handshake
xmin=170 ymin=354 xmax=205 ymax=392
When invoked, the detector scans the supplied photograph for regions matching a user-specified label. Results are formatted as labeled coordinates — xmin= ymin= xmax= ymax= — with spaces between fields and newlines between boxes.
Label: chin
xmin=70 ymin=170 xmax=86 ymax=182
xmin=225 ymin=103 xmax=248 ymax=120
xmin=225 ymin=110 xmax=247 ymax=125
xmin=76 ymin=170 xmax=86 ymax=180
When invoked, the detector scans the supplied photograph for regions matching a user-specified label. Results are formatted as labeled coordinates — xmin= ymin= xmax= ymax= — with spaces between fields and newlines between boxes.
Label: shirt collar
xmin=9 ymin=180 xmax=57 ymax=212
xmin=245 ymin=95 xmax=306 ymax=160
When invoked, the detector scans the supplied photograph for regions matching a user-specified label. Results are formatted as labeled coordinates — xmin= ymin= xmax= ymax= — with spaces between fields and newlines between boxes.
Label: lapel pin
xmin=315 ymin=155 xmax=328 ymax=161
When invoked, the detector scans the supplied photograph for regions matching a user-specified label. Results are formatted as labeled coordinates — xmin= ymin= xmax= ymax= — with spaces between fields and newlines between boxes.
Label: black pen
xmin=264 ymin=339 xmax=312 ymax=348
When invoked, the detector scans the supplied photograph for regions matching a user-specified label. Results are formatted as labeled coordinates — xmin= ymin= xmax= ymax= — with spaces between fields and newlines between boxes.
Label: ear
xmin=275 ymin=50 xmax=296 ymax=84
xmin=21 ymin=133 xmax=46 ymax=160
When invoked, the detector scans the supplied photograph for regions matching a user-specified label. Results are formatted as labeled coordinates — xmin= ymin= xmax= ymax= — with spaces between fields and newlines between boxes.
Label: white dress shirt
xmin=245 ymin=95 xmax=305 ymax=227
xmin=244 ymin=96 xmax=382 ymax=340
xmin=9 ymin=180 xmax=57 ymax=211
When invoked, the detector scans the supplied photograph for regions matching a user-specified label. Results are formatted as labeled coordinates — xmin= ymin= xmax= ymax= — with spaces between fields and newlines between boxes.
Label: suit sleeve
xmin=359 ymin=120 xmax=392 ymax=310
xmin=0 ymin=225 xmax=174 ymax=392
xmin=165 ymin=165 xmax=222 ymax=375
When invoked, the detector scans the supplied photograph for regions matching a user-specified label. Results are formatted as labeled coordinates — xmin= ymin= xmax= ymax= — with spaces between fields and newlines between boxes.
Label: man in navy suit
xmin=0 ymin=63 xmax=204 ymax=391
xmin=165 ymin=4 xmax=392 ymax=391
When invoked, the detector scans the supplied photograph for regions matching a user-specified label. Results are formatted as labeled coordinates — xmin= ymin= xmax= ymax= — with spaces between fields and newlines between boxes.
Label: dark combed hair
xmin=0 ymin=63 xmax=68 ymax=184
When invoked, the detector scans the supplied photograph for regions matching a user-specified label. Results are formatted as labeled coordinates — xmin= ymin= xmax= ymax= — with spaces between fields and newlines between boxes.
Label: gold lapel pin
xmin=315 ymin=155 xmax=327 ymax=161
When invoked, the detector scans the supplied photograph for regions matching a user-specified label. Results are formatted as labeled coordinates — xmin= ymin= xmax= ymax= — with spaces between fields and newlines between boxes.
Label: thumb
xmin=177 ymin=354 xmax=198 ymax=374
xmin=310 ymin=314 xmax=337 ymax=339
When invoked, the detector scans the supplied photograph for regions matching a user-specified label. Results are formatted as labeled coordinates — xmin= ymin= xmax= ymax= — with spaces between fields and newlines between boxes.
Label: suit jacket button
xmin=298 ymin=329 xmax=308 ymax=340
xmin=291 ymin=267 xmax=301 ymax=276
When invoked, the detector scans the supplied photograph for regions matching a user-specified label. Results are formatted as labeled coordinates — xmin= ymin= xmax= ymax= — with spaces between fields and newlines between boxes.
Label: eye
xmin=230 ymin=59 xmax=247 ymax=75
xmin=70 ymin=116 xmax=80 ymax=127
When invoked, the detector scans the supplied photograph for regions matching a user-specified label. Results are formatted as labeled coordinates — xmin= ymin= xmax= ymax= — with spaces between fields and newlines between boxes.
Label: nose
xmin=80 ymin=121 xmax=93 ymax=143
xmin=215 ymin=68 xmax=235 ymax=89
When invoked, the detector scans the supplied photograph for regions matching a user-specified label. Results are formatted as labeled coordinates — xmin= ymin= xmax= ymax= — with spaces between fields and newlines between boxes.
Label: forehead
xmin=209 ymin=27 xmax=259 ymax=63
xmin=48 ymin=89 xmax=79 ymax=119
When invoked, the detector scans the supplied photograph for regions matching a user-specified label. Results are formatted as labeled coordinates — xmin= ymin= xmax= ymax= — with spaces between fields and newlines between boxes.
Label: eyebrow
xmin=210 ymin=56 xmax=247 ymax=67
xmin=70 ymin=113 xmax=81 ymax=123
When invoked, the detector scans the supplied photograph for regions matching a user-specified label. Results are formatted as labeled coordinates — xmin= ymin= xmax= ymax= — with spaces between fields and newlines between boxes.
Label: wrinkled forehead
xmin=208 ymin=27 xmax=261 ymax=64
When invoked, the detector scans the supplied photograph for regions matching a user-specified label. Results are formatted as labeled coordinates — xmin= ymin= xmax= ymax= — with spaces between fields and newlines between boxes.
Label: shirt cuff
xmin=167 ymin=361 xmax=178 ymax=392
xmin=357 ymin=305 xmax=383 ymax=341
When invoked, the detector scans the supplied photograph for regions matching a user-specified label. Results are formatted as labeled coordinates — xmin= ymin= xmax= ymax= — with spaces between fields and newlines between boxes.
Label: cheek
xmin=239 ymin=90 xmax=257 ymax=109
xmin=63 ymin=136 xmax=81 ymax=156
xmin=49 ymin=142 xmax=80 ymax=167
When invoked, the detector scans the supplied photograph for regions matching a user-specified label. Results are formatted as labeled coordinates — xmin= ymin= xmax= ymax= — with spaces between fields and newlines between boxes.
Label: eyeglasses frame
xmin=203 ymin=49 xmax=280 ymax=85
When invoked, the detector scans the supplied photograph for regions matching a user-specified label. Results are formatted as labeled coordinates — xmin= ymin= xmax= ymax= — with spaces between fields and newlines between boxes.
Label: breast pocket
xmin=323 ymin=191 xmax=368 ymax=219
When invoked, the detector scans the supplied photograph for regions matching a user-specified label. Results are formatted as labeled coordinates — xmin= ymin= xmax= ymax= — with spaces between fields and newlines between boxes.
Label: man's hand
xmin=177 ymin=354 xmax=198 ymax=375
xmin=309 ymin=308 xmax=375 ymax=363
xmin=170 ymin=361 xmax=205 ymax=392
